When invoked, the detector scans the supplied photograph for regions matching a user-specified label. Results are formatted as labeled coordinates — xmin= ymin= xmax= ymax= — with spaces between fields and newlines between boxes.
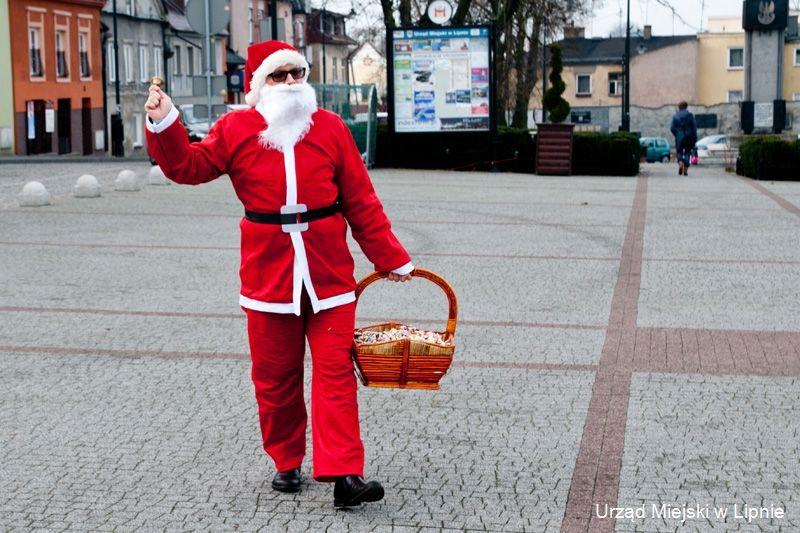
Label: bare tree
xmin=367 ymin=0 xmax=591 ymax=128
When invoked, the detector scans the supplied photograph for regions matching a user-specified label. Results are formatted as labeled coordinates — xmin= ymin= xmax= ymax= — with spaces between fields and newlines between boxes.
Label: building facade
xmin=530 ymin=17 xmax=800 ymax=135
xmin=9 ymin=0 xmax=105 ymax=156
xmin=0 ymin=0 xmax=14 ymax=154
xmin=531 ymin=26 xmax=696 ymax=132
xmin=696 ymin=15 xmax=800 ymax=105
xmin=101 ymin=0 xmax=166 ymax=155
xmin=161 ymin=0 xmax=228 ymax=120
xmin=227 ymin=0 xmax=307 ymax=102
xmin=349 ymin=41 xmax=386 ymax=104
xmin=306 ymin=8 xmax=356 ymax=85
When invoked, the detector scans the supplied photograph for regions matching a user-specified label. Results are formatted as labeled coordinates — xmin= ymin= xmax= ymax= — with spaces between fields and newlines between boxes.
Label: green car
xmin=640 ymin=137 xmax=672 ymax=163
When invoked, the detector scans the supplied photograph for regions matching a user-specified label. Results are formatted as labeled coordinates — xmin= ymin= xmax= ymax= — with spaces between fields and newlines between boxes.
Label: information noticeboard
xmin=389 ymin=26 xmax=492 ymax=133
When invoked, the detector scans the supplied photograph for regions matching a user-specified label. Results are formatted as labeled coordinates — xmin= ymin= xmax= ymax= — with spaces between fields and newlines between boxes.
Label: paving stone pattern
xmin=1 ymin=162 xmax=800 ymax=532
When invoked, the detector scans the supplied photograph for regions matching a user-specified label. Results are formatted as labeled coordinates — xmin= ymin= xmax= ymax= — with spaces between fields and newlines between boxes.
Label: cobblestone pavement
xmin=1 ymin=162 xmax=799 ymax=532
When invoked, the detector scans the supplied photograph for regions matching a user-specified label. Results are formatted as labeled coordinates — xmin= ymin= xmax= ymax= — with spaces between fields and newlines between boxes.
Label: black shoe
xmin=272 ymin=467 xmax=302 ymax=493
xmin=333 ymin=475 xmax=384 ymax=507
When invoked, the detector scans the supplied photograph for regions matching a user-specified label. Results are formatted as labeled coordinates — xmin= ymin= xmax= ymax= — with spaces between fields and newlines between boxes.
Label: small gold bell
xmin=150 ymin=76 xmax=164 ymax=88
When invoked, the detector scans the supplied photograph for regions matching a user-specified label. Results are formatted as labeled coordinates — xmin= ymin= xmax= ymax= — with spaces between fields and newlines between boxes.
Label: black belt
xmin=244 ymin=201 xmax=341 ymax=225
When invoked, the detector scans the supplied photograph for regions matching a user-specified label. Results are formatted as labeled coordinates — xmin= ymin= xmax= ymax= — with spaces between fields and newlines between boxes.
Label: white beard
xmin=254 ymin=82 xmax=318 ymax=152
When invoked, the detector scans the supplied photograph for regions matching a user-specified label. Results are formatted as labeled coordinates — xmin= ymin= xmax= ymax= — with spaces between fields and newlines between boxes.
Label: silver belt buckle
xmin=280 ymin=203 xmax=308 ymax=233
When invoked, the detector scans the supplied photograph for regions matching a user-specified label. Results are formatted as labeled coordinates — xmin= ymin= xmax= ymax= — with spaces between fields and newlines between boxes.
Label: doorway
xmin=81 ymin=98 xmax=92 ymax=155
xmin=26 ymin=100 xmax=52 ymax=155
xmin=57 ymin=98 xmax=71 ymax=154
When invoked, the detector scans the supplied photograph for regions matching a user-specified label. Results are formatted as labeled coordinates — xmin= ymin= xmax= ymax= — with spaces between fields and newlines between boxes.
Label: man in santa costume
xmin=144 ymin=40 xmax=413 ymax=507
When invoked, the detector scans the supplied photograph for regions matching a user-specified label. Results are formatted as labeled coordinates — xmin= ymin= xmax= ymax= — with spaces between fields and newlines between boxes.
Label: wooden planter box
xmin=536 ymin=123 xmax=574 ymax=175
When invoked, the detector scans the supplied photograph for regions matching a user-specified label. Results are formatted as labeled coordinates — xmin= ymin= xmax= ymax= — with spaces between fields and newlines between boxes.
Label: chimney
xmin=564 ymin=24 xmax=585 ymax=39
xmin=643 ymin=25 xmax=652 ymax=40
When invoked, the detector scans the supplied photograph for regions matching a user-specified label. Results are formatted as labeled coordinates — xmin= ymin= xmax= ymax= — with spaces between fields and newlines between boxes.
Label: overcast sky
xmin=582 ymin=0 xmax=785 ymax=38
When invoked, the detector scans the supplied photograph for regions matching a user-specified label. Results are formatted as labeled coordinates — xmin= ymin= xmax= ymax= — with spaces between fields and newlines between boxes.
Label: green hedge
xmin=375 ymin=126 xmax=639 ymax=176
xmin=737 ymin=137 xmax=800 ymax=181
xmin=572 ymin=132 xmax=640 ymax=177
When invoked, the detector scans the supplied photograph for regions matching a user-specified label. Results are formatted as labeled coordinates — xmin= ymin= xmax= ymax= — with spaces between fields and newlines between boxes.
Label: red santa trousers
xmin=244 ymin=287 xmax=364 ymax=482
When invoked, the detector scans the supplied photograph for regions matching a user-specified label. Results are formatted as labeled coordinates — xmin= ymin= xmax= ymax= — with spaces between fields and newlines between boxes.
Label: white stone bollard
xmin=114 ymin=169 xmax=140 ymax=191
xmin=74 ymin=174 xmax=102 ymax=198
xmin=148 ymin=165 xmax=170 ymax=186
xmin=18 ymin=181 xmax=51 ymax=207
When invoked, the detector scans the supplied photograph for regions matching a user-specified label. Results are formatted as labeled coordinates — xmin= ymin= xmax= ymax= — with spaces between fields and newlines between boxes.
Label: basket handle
xmin=355 ymin=268 xmax=458 ymax=336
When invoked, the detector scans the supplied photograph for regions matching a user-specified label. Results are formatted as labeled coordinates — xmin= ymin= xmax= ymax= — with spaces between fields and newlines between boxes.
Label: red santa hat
xmin=244 ymin=40 xmax=310 ymax=106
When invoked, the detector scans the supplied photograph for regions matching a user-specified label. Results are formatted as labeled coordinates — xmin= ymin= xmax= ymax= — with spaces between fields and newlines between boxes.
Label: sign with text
xmin=390 ymin=27 xmax=492 ymax=133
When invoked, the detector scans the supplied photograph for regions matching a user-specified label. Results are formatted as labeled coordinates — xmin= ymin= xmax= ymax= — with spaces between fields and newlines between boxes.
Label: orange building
xmin=9 ymin=0 xmax=105 ymax=155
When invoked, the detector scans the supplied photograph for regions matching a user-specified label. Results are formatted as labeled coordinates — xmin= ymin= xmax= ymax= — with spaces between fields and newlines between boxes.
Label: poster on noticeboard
xmin=389 ymin=26 xmax=492 ymax=133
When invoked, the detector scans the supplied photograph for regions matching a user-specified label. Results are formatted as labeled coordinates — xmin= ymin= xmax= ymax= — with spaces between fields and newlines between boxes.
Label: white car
xmin=695 ymin=134 xmax=728 ymax=159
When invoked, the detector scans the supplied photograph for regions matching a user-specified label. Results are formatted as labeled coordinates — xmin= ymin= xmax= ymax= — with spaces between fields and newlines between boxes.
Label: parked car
xmin=695 ymin=134 xmax=728 ymax=159
xmin=640 ymin=137 xmax=672 ymax=163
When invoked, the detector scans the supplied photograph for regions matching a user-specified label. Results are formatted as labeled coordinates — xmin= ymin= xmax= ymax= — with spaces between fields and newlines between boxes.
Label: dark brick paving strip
xmin=560 ymin=174 xmax=647 ymax=533
xmin=739 ymin=176 xmax=800 ymax=217
xmin=561 ymin=173 xmax=800 ymax=532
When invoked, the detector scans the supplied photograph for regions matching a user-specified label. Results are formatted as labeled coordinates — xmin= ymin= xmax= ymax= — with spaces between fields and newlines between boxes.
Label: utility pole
xmin=321 ymin=5 xmax=327 ymax=107
xmin=270 ymin=0 xmax=278 ymax=39
xmin=621 ymin=0 xmax=631 ymax=131
xmin=541 ymin=17 xmax=547 ymax=123
xmin=111 ymin=0 xmax=124 ymax=156
xmin=204 ymin=0 xmax=213 ymax=123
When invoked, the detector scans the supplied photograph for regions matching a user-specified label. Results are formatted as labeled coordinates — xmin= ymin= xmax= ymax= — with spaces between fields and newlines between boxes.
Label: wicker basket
xmin=351 ymin=268 xmax=457 ymax=390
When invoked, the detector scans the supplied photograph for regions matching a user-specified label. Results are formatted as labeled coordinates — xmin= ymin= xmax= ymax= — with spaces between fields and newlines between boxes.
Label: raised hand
xmin=144 ymin=85 xmax=173 ymax=122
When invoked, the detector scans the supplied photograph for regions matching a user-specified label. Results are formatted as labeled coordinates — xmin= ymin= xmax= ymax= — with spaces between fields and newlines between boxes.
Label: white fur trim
xmin=145 ymin=105 xmax=179 ymax=133
xmin=245 ymin=48 xmax=310 ymax=106
xmin=239 ymin=290 xmax=355 ymax=314
xmin=391 ymin=262 xmax=414 ymax=276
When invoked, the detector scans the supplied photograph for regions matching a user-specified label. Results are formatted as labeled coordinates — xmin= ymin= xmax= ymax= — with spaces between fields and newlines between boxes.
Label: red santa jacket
xmin=145 ymin=106 xmax=412 ymax=315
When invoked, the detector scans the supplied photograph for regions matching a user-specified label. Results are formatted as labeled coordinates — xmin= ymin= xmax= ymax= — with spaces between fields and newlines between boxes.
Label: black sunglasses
xmin=268 ymin=67 xmax=306 ymax=82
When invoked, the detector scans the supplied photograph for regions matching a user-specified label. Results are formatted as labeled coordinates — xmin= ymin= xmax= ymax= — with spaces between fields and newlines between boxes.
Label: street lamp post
xmin=269 ymin=0 xmax=278 ymax=39
xmin=621 ymin=0 xmax=631 ymax=131
xmin=110 ymin=0 xmax=124 ymax=156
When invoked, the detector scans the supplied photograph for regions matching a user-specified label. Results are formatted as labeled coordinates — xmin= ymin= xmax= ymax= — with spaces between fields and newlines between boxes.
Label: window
xmin=79 ymin=31 xmax=91 ymax=78
xmin=187 ymin=46 xmax=194 ymax=76
xmin=126 ymin=0 xmax=135 ymax=16
xmin=153 ymin=46 xmax=162 ymax=79
xmin=249 ymin=7 xmax=254 ymax=44
xmin=332 ymin=57 xmax=338 ymax=82
xmin=29 ymin=26 xmax=44 ymax=78
xmin=215 ymin=40 xmax=224 ymax=75
xmin=342 ymin=61 xmax=347 ymax=84
xmin=727 ymin=90 xmax=743 ymax=103
xmin=139 ymin=45 xmax=148 ymax=82
xmin=133 ymin=113 xmax=143 ymax=147
xmin=294 ymin=20 xmax=305 ymax=47
xmin=728 ymin=48 xmax=744 ymax=69
xmin=794 ymin=48 xmax=800 ymax=66
xmin=107 ymin=42 xmax=116 ymax=82
xmin=173 ymin=44 xmax=182 ymax=75
xmin=793 ymin=93 xmax=800 ymax=102
xmin=576 ymin=74 xmax=591 ymax=95
xmin=55 ymin=30 xmax=69 ymax=79
xmin=123 ymin=44 xmax=133 ymax=82
xmin=608 ymin=72 xmax=622 ymax=96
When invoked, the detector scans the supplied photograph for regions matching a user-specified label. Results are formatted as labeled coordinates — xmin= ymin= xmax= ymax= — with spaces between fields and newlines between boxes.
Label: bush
xmin=374 ymin=126 xmax=534 ymax=172
xmin=738 ymin=137 xmax=800 ymax=181
xmin=542 ymin=45 xmax=570 ymax=124
xmin=374 ymin=128 xmax=640 ymax=176
xmin=572 ymin=132 xmax=640 ymax=176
